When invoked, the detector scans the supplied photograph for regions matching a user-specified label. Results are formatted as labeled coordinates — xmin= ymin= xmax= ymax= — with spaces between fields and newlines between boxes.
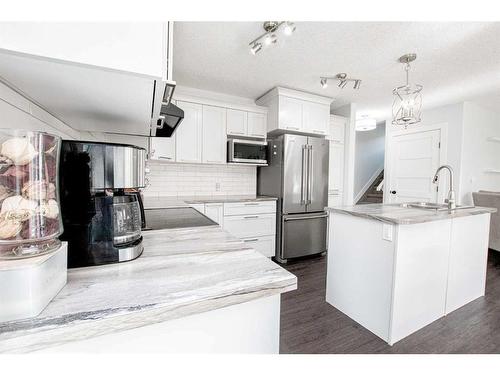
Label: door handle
xmin=390 ymin=190 xmax=397 ymax=194
xmin=243 ymin=215 xmax=259 ymax=219
xmin=284 ymin=213 xmax=328 ymax=221
xmin=307 ymin=145 xmax=313 ymax=205
xmin=301 ymin=146 xmax=307 ymax=205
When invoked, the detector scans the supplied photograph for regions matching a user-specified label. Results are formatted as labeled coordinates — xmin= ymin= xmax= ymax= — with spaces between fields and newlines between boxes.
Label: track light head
xmin=283 ymin=22 xmax=296 ymax=36
xmin=338 ymin=80 xmax=348 ymax=89
xmin=264 ymin=33 xmax=277 ymax=46
xmin=250 ymin=42 xmax=262 ymax=55
xmin=320 ymin=78 xmax=328 ymax=89
xmin=353 ymin=80 xmax=362 ymax=89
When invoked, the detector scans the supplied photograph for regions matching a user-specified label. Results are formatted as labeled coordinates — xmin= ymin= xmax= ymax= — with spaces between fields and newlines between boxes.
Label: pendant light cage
xmin=392 ymin=54 xmax=423 ymax=127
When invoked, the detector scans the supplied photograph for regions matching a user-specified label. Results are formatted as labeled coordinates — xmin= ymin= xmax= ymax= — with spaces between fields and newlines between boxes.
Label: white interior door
xmin=388 ymin=129 xmax=441 ymax=203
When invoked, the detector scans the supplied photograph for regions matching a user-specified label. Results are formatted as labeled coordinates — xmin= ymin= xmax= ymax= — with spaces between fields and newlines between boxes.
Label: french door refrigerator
xmin=258 ymin=134 xmax=329 ymax=263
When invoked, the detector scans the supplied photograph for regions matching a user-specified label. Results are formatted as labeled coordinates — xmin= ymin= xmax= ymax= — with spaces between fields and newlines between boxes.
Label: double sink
xmin=400 ymin=202 xmax=474 ymax=212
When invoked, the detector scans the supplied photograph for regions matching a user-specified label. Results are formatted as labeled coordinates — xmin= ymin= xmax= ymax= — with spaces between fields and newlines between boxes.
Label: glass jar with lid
xmin=0 ymin=130 xmax=62 ymax=259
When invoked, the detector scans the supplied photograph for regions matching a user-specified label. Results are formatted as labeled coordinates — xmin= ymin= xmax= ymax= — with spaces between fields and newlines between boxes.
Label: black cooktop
xmin=142 ymin=207 xmax=217 ymax=231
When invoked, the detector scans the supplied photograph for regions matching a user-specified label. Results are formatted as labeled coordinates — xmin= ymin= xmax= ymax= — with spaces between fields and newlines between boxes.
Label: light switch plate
xmin=382 ymin=224 xmax=393 ymax=241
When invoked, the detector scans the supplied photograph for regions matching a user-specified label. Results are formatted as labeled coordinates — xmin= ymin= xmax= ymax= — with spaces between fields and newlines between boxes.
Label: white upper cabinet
xmin=202 ymin=105 xmax=227 ymax=164
xmin=227 ymin=109 xmax=248 ymax=137
xmin=0 ymin=23 xmax=168 ymax=78
xmin=227 ymin=109 xmax=267 ymax=139
xmin=247 ymin=112 xmax=267 ymax=138
xmin=0 ymin=22 xmax=172 ymax=136
xmin=256 ymin=87 xmax=333 ymax=136
xmin=328 ymin=115 xmax=347 ymax=143
xmin=279 ymin=96 xmax=303 ymax=131
xmin=150 ymin=137 xmax=176 ymax=162
xmin=175 ymin=101 xmax=203 ymax=163
xmin=303 ymin=101 xmax=330 ymax=135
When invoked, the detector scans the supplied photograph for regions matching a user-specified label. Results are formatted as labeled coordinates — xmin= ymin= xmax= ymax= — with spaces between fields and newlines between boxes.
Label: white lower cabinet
xmin=242 ymin=236 xmax=276 ymax=258
xmin=188 ymin=200 xmax=277 ymax=257
xmin=204 ymin=203 xmax=224 ymax=226
xmin=223 ymin=214 xmax=275 ymax=238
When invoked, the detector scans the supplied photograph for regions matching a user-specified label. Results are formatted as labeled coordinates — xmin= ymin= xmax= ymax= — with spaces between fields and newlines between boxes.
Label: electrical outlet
xmin=382 ymin=224 xmax=393 ymax=241
xmin=215 ymin=182 xmax=221 ymax=192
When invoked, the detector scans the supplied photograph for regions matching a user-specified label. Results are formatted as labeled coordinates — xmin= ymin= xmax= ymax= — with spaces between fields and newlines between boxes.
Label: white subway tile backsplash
xmin=143 ymin=161 xmax=257 ymax=198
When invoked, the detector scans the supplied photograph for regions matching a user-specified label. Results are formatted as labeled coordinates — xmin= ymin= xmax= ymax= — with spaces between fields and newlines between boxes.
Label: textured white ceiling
xmin=173 ymin=22 xmax=500 ymax=120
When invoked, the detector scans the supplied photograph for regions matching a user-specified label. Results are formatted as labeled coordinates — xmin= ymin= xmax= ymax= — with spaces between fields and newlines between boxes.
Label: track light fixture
xmin=249 ymin=21 xmax=296 ymax=55
xmin=319 ymin=73 xmax=362 ymax=90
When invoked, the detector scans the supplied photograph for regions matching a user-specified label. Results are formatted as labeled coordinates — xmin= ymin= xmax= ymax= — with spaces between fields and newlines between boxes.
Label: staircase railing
xmin=376 ymin=179 xmax=384 ymax=192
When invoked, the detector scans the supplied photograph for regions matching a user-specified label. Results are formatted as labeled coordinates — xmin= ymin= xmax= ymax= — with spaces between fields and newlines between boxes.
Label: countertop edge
xmin=0 ymin=273 xmax=297 ymax=354
xmin=326 ymin=205 xmax=496 ymax=225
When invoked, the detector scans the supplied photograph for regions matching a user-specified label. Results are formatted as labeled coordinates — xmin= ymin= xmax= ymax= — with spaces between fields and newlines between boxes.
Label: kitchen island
xmin=0 ymin=225 xmax=296 ymax=353
xmin=326 ymin=203 xmax=496 ymax=345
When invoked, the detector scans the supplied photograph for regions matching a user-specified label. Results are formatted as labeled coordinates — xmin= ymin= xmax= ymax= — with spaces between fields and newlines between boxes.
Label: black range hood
xmin=155 ymin=102 xmax=184 ymax=137
xmin=152 ymin=81 xmax=184 ymax=137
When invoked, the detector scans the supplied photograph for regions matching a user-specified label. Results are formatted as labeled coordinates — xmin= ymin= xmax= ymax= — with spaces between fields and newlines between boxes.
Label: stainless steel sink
xmin=400 ymin=202 xmax=474 ymax=211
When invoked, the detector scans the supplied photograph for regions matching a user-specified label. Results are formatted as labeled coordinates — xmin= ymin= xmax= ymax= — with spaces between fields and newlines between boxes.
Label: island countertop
xmin=0 ymin=226 xmax=296 ymax=353
xmin=326 ymin=203 xmax=496 ymax=225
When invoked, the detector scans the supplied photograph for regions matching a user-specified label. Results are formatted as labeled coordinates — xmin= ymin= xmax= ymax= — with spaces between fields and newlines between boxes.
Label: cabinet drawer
xmin=242 ymin=235 xmax=276 ymax=258
xmin=223 ymin=214 xmax=276 ymax=238
xmin=224 ymin=201 xmax=276 ymax=216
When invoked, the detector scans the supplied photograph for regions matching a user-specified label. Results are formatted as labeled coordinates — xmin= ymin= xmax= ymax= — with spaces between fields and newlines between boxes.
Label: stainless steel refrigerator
xmin=258 ymin=134 xmax=329 ymax=263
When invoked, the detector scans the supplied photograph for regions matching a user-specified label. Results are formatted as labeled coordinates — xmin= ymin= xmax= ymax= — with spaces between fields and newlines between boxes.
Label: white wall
xmin=460 ymin=102 xmax=500 ymax=205
xmin=142 ymin=162 xmax=256 ymax=198
xmin=354 ymin=122 xmax=385 ymax=200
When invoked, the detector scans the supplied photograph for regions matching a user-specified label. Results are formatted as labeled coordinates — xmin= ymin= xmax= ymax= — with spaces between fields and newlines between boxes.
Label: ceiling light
xmin=248 ymin=21 xmax=296 ymax=55
xmin=392 ymin=53 xmax=423 ymax=127
xmin=264 ymin=33 xmax=277 ymax=46
xmin=250 ymin=42 xmax=262 ymax=55
xmin=319 ymin=73 xmax=361 ymax=90
xmin=356 ymin=117 xmax=377 ymax=132
xmin=283 ymin=22 xmax=296 ymax=36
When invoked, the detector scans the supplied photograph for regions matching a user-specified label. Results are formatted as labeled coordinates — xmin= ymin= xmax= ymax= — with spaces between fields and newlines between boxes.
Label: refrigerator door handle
xmin=307 ymin=145 xmax=313 ymax=205
xmin=301 ymin=145 xmax=307 ymax=205
xmin=283 ymin=213 xmax=328 ymax=221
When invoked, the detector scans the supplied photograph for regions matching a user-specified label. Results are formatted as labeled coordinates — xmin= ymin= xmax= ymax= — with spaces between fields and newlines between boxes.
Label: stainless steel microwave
xmin=227 ymin=139 xmax=268 ymax=165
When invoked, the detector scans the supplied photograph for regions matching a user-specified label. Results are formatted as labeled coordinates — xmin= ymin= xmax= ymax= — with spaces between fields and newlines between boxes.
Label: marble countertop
xmin=144 ymin=195 xmax=277 ymax=209
xmin=326 ymin=203 xmax=497 ymax=225
xmin=0 ymin=226 xmax=296 ymax=353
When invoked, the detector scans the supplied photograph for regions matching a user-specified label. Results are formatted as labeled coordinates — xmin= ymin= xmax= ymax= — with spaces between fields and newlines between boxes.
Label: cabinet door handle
xmin=250 ymin=133 xmax=264 ymax=137
xmin=159 ymin=156 xmax=172 ymax=160
xmin=243 ymin=238 xmax=259 ymax=243
xmin=286 ymin=126 xmax=300 ymax=130
xmin=230 ymin=131 xmax=245 ymax=135
xmin=313 ymin=130 xmax=325 ymax=134
xmin=243 ymin=215 xmax=259 ymax=219
xmin=244 ymin=203 xmax=260 ymax=206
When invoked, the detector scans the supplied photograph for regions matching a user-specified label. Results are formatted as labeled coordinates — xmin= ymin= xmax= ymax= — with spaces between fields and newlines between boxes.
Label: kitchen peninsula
xmin=0 ymin=210 xmax=296 ymax=353
xmin=326 ymin=203 xmax=496 ymax=345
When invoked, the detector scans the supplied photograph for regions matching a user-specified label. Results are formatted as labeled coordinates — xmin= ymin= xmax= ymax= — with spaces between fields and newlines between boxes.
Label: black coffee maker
xmin=59 ymin=140 xmax=146 ymax=268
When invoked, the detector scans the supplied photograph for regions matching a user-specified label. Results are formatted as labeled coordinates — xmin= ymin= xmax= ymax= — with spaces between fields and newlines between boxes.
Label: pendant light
xmin=392 ymin=53 xmax=422 ymax=127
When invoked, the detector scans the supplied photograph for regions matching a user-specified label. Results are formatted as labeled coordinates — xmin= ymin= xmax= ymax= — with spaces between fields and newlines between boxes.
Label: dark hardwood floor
xmin=280 ymin=250 xmax=500 ymax=354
